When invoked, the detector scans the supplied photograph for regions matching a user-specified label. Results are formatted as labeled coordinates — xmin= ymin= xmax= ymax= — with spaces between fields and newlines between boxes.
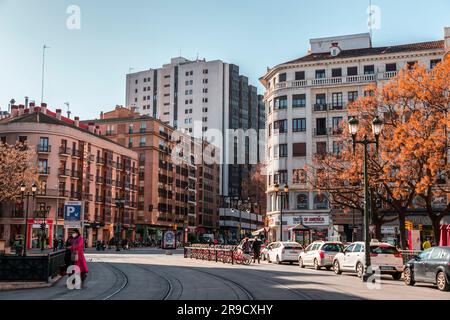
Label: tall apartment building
xmin=0 ymin=103 xmax=138 ymax=249
xmin=126 ymin=57 xmax=265 ymax=240
xmin=88 ymin=106 xmax=221 ymax=242
xmin=261 ymin=28 xmax=450 ymax=243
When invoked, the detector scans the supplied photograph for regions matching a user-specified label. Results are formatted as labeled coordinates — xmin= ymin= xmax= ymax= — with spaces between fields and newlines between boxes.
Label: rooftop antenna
xmin=65 ymin=102 xmax=71 ymax=119
xmin=196 ymin=52 xmax=199 ymax=61
xmin=41 ymin=45 xmax=50 ymax=104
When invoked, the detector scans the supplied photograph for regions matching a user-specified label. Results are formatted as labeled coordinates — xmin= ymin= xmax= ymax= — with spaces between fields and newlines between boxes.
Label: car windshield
xmin=322 ymin=243 xmax=343 ymax=252
xmin=370 ymin=245 xmax=398 ymax=254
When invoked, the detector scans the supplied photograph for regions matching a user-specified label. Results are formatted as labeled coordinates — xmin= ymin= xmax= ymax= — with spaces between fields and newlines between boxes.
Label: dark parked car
xmin=404 ymin=246 xmax=450 ymax=291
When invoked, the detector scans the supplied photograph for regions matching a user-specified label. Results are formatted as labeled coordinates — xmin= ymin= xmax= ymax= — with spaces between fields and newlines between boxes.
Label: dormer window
xmin=330 ymin=42 xmax=341 ymax=57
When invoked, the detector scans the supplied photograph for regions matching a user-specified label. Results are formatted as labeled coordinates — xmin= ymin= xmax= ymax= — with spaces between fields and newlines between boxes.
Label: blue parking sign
xmin=64 ymin=201 xmax=83 ymax=228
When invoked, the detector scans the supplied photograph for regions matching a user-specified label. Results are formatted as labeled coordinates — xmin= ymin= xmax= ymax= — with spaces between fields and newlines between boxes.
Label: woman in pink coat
xmin=70 ymin=229 xmax=88 ymax=281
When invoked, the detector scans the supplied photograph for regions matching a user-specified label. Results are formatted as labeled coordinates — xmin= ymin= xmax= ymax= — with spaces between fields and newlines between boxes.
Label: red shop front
xmin=26 ymin=219 xmax=54 ymax=249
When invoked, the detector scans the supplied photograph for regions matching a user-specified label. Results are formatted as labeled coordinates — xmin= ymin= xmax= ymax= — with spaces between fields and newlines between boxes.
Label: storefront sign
xmin=302 ymin=215 xmax=330 ymax=226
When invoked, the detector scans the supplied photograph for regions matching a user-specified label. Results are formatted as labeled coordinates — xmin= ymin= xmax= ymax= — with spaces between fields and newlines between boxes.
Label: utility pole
xmin=41 ymin=45 xmax=50 ymax=104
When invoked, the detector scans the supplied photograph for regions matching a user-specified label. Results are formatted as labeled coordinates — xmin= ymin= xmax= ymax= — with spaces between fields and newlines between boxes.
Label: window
xmin=273 ymin=120 xmax=287 ymax=133
xmin=277 ymin=144 xmax=288 ymax=158
xmin=348 ymin=91 xmax=358 ymax=103
xmin=18 ymin=136 xmax=27 ymax=144
xmin=203 ymin=79 xmax=208 ymax=84
xmin=274 ymin=170 xmax=287 ymax=184
xmin=202 ymin=107 xmax=208 ymax=112
xmin=0 ymin=137 xmax=6 ymax=144
xmin=295 ymin=71 xmax=305 ymax=80
xmin=139 ymin=137 xmax=146 ymax=147
xmin=292 ymin=143 xmax=306 ymax=157
xmin=184 ymin=118 xmax=192 ymax=124
xmin=331 ymin=92 xmax=343 ymax=109
xmin=333 ymin=141 xmax=343 ymax=155
xmin=407 ymin=61 xmax=417 ymax=69
xmin=274 ymin=96 xmax=288 ymax=110
xmin=203 ymin=88 xmax=208 ymax=93
xmin=202 ymin=98 xmax=208 ymax=103
xmin=278 ymin=73 xmax=287 ymax=82
xmin=386 ymin=63 xmax=397 ymax=72
xmin=313 ymin=192 xmax=328 ymax=209
xmin=140 ymin=122 xmax=147 ymax=133
xmin=316 ymin=142 xmax=327 ymax=155
xmin=292 ymin=94 xmax=306 ymax=108
xmin=202 ymin=117 xmax=208 ymax=122
xmin=315 ymin=69 xmax=326 ymax=79
xmin=430 ymin=59 xmax=442 ymax=69
xmin=332 ymin=117 xmax=343 ymax=134
xmin=203 ymin=69 xmax=208 ymax=74
xmin=293 ymin=170 xmax=307 ymax=184
xmin=292 ymin=118 xmax=306 ymax=132
xmin=315 ymin=93 xmax=326 ymax=106
xmin=296 ymin=193 xmax=309 ymax=209
xmin=364 ymin=65 xmax=375 ymax=74
xmin=39 ymin=137 xmax=50 ymax=152
xmin=315 ymin=118 xmax=327 ymax=136
xmin=347 ymin=66 xmax=358 ymax=76
xmin=38 ymin=159 xmax=49 ymax=173
xmin=332 ymin=68 xmax=342 ymax=77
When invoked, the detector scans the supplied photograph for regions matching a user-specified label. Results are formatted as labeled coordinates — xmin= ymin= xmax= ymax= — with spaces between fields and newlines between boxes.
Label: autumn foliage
xmin=312 ymin=57 xmax=450 ymax=247
xmin=0 ymin=142 xmax=37 ymax=202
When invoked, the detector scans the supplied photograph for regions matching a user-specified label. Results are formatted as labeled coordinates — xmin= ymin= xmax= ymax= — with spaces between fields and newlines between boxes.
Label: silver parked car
xmin=299 ymin=241 xmax=344 ymax=270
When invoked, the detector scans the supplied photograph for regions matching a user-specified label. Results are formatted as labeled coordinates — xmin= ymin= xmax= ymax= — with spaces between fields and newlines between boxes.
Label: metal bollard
xmin=215 ymin=249 xmax=218 ymax=263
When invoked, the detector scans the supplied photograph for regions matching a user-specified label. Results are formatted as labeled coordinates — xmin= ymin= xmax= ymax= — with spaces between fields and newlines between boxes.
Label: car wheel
xmin=404 ymin=267 xmax=415 ymax=286
xmin=334 ymin=260 xmax=342 ymax=275
xmin=436 ymin=271 xmax=450 ymax=291
xmin=299 ymin=258 xmax=305 ymax=268
xmin=356 ymin=262 xmax=364 ymax=278
xmin=392 ymin=272 xmax=402 ymax=280
xmin=276 ymin=255 xmax=282 ymax=265
xmin=314 ymin=259 xmax=320 ymax=270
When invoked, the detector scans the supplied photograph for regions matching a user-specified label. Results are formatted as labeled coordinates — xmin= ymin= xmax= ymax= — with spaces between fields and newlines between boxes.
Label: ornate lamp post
xmin=38 ymin=205 xmax=51 ymax=252
xmin=274 ymin=183 xmax=289 ymax=242
xmin=348 ymin=116 xmax=383 ymax=282
xmin=20 ymin=182 xmax=37 ymax=256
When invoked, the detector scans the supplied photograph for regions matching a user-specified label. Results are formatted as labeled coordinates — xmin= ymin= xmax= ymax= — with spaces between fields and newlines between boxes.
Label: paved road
xmin=0 ymin=248 xmax=449 ymax=300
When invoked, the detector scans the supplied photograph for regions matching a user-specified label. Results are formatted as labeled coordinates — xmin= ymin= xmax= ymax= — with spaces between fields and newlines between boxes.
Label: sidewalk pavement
xmin=0 ymin=275 xmax=63 ymax=291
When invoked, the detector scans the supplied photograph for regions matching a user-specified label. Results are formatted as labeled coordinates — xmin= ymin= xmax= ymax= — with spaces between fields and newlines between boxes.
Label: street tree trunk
xmin=397 ymin=210 xmax=407 ymax=250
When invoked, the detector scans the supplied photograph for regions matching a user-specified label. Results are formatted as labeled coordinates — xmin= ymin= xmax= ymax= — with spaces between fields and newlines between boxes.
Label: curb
xmin=0 ymin=275 xmax=63 ymax=291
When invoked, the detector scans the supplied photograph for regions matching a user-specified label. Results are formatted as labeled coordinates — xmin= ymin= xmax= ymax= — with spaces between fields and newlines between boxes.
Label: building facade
xmin=261 ymin=28 xmax=450 ymax=244
xmin=125 ymin=57 xmax=265 ymax=240
xmin=0 ymin=103 xmax=139 ymax=249
xmin=88 ymin=106 xmax=221 ymax=242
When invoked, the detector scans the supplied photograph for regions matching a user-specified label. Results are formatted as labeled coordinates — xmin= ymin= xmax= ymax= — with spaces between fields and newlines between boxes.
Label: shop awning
xmin=289 ymin=224 xmax=310 ymax=231
xmin=251 ymin=228 xmax=265 ymax=236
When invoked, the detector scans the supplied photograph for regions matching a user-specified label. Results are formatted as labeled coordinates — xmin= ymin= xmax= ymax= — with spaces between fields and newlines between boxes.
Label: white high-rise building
xmin=126 ymin=57 xmax=266 ymax=240
xmin=261 ymin=28 xmax=449 ymax=244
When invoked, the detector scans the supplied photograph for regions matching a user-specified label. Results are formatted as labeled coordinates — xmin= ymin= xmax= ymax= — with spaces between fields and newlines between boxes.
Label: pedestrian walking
xmin=252 ymin=237 xmax=262 ymax=264
xmin=53 ymin=237 xmax=58 ymax=252
xmin=64 ymin=235 xmax=74 ymax=272
xmin=69 ymin=229 xmax=89 ymax=283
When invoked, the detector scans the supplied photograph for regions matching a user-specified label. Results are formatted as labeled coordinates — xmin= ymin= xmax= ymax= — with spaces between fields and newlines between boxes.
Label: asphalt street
xmin=0 ymin=248 xmax=449 ymax=300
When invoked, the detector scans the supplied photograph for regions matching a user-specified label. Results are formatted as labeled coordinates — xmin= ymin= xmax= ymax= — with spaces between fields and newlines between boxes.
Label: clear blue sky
xmin=0 ymin=0 xmax=449 ymax=119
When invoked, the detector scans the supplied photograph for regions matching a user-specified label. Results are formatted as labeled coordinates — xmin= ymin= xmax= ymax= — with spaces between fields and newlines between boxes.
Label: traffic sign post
xmin=64 ymin=201 xmax=85 ymax=239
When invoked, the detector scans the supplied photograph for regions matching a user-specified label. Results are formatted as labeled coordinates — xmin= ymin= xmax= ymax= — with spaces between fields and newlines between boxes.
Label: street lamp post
xmin=348 ymin=116 xmax=383 ymax=282
xmin=274 ymin=184 xmax=289 ymax=242
xmin=20 ymin=182 xmax=37 ymax=256
xmin=39 ymin=206 xmax=51 ymax=252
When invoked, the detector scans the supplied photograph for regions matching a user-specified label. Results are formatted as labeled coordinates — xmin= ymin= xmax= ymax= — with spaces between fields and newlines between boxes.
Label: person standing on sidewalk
xmin=69 ymin=230 xmax=89 ymax=283
xmin=252 ymin=237 xmax=262 ymax=264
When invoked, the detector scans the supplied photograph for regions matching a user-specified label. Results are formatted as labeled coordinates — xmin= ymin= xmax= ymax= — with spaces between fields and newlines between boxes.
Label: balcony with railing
xmin=95 ymin=195 xmax=105 ymax=203
xmin=37 ymin=145 xmax=51 ymax=153
xmin=115 ymin=180 xmax=123 ymax=188
xmin=58 ymin=168 xmax=70 ymax=177
xmin=38 ymin=167 xmax=51 ymax=175
xmin=72 ymin=149 xmax=83 ymax=158
xmin=313 ymin=103 xmax=328 ymax=112
xmin=95 ymin=176 xmax=104 ymax=184
xmin=59 ymin=146 xmax=71 ymax=156
xmin=96 ymin=157 xmax=104 ymax=165
xmin=313 ymin=127 xmax=329 ymax=137
xmin=71 ymin=170 xmax=81 ymax=179
xmin=70 ymin=191 xmax=81 ymax=200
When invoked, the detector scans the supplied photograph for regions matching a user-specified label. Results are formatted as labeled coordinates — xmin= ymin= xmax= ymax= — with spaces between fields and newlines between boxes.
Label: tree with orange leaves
xmin=313 ymin=57 xmax=450 ymax=248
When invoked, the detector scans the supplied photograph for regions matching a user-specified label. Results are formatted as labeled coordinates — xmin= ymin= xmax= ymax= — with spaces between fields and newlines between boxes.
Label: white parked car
xmin=299 ymin=241 xmax=344 ymax=270
xmin=333 ymin=241 xmax=404 ymax=280
xmin=266 ymin=242 xmax=303 ymax=264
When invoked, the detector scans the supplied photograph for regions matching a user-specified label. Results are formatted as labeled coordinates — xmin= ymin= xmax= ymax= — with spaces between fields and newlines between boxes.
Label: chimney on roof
xmin=25 ymin=97 xmax=29 ymax=108
xmin=18 ymin=105 xmax=25 ymax=116
xmin=29 ymin=102 xmax=35 ymax=108
xmin=33 ymin=106 xmax=41 ymax=113
xmin=445 ymin=27 xmax=450 ymax=55
xmin=11 ymin=105 xmax=19 ymax=118
xmin=100 ymin=112 xmax=104 ymax=120
xmin=55 ymin=109 xmax=62 ymax=120
xmin=74 ymin=116 xmax=80 ymax=127
xmin=95 ymin=125 xmax=101 ymax=135
xmin=40 ymin=103 xmax=47 ymax=114
xmin=88 ymin=122 xmax=95 ymax=133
